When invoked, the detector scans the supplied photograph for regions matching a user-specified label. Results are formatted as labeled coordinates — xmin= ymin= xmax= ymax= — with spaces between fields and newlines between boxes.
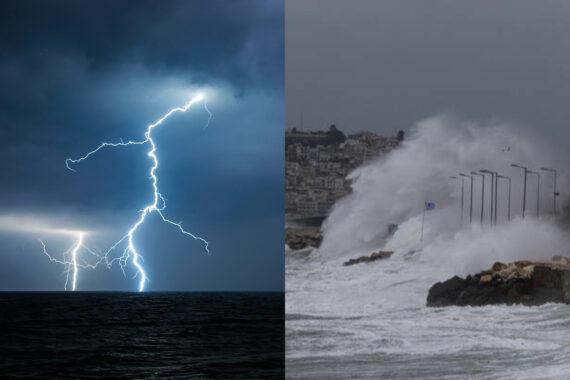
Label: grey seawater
xmin=286 ymin=251 xmax=570 ymax=380
xmin=0 ymin=292 xmax=284 ymax=379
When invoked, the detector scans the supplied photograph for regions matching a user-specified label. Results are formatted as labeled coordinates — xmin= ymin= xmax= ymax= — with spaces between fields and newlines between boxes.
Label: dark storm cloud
xmin=0 ymin=0 xmax=283 ymax=89
xmin=0 ymin=1 xmax=284 ymax=291
xmin=287 ymin=0 xmax=570 ymax=141
xmin=0 ymin=0 xmax=284 ymax=209
xmin=0 ymin=0 xmax=282 ymax=146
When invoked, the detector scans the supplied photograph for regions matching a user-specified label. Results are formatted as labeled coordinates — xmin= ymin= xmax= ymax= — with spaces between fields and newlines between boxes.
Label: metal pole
xmin=507 ymin=177 xmax=511 ymax=221
xmin=490 ymin=173 xmax=495 ymax=224
xmin=528 ymin=171 xmax=540 ymax=218
xmin=541 ymin=167 xmax=558 ymax=215
xmin=460 ymin=173 xmax=473 ymax=224
xmin=495 ymin=172 xmax=499 ymax=225
xmin=481 ymin=170 xmax=498 ymax=224
xmin=471 ymin=172 xmax=484 ymax=224
xmin=420 ymin=206 xmax=426 ymax=241
xmin=554 ymin=170 xmax=558 ymax=215
xmin=470 ymin=176 xmax=473 ymax=223
xmin=537 ymin=172 xmax=540 ymax=218
xmin=481 ymin=175 xmax=485 ymax=224
xmin=461 ymin=178 xmax=465 ymax=223
xmin=480 ymin=170 xmax=494 ymax=225
xmin=523 ymin=168 xmax=527 ymax=219
xmin=512 ymin=164 xmax=528 ymax=218
xmin=498 ymin=175 xmax=511 ymax=222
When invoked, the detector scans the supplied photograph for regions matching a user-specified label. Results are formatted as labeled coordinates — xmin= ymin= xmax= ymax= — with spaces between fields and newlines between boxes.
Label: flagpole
xmin=420 ymin=203 xmax=426 ymax=242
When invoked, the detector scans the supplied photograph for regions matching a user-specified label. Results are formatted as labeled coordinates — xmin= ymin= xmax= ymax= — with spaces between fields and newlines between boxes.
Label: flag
xmin=425 ymin=201 xmax=436 ymax=210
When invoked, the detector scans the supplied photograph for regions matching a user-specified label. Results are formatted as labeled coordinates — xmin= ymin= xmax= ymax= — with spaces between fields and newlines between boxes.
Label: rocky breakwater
xmin=343 ymin=251 xmax=393 ymax=266
xmin=427 ymin=257 xmax=570 ymax=307
xmin=285 ymin=227 xmax=322 ymax=250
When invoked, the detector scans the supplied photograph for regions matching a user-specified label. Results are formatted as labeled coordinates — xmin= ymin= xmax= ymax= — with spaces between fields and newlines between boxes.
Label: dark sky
xmin=287 ymin=0 xmax=570 ymax=141
xmin=0 ymin=0 xmax=284 ymax=291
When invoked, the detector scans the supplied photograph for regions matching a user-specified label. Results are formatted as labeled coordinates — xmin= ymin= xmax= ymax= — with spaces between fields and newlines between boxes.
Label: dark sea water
xmin=0 ymin=292 xmax=284 ymax=379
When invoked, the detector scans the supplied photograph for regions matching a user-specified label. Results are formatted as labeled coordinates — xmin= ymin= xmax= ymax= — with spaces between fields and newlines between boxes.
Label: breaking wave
xmin=286 ymin=116 xmax=570 ymax=379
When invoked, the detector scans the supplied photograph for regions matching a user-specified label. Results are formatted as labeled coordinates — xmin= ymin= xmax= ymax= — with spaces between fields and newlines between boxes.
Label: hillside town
xmin=286 ymin=125 xmax=404 ymax=221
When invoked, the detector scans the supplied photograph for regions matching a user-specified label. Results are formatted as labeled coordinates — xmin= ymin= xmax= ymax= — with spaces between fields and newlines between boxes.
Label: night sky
xmin=0 ymin=0 xmax=284 ymax=291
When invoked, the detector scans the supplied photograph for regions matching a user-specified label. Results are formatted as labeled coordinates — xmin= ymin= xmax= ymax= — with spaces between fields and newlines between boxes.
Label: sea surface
xmin=286 ymin=248 xmax=570 ymax=379
xmin=0 ymin=292 xmax=284 ymax=379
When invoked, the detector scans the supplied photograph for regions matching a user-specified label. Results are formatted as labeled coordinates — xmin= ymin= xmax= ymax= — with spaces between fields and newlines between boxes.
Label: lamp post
xmin=497 ymin=174 xmax=511 ymax=221
xmin=471 ymin=172 xmax=484 ymax=224
xmin=480 ymin=170 xmax=496 ymax=225
xmin=450 ymin=175 xmax=465 ymax=224
xmin=493 ymin=172 xmax=499 ymax=225
xmin=459 ymin=173 xmax=473 ymax=224
xmin=540 ymin=167 xmax=558 ymax=215
xmin=528 ymin=170 xmax=540 ymax=218
xmin=511 ymin=164 xmax=528 ymax=218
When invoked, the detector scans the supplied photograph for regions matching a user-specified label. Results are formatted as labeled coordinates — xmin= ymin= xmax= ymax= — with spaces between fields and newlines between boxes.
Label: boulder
xmin=343 ymin=251 xmax=393 ymax=266
xmin=514 ymin=260 xmax=534 ymax=268
xmin=492 ymin=262 xmax=507 ymax=272
xmin=427 ymin=260 xmax=570 ymax=307
xmin=479 ymin=274 xmax=492 ymax=283
xmin=285 ymin=228 xmax=322 ymax=251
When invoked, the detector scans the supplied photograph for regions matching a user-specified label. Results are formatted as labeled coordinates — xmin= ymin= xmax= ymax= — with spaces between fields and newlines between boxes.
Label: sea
xmin=286 ymin=248 xmax=570 ymax=380
xmin=284 ymin=118 xmax=570 ymax=379
xmin=0 ymin=292 xmax=284 ymax=379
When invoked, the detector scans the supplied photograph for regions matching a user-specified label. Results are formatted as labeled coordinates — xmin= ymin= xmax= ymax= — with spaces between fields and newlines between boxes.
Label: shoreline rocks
xmin=427 ymin=258 xmax=570 ymax=307
xmin=285 ymin=228 xmax=322 ymax=251
xmin=343 ymin=251 xmax=393 ymax=266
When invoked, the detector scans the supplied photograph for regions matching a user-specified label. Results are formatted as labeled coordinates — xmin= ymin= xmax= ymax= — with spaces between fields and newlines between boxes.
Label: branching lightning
xmin=41 ymin=94 xmax=211 ymax=291
xmin=39 ymin=231 xmax=99 ymax=291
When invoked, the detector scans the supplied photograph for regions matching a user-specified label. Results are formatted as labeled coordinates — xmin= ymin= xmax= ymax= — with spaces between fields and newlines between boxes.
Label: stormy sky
xmin=287 ymin=0 xmax=570 ymax=141
xmin=0 ymin=0 xmax=283 ymax=291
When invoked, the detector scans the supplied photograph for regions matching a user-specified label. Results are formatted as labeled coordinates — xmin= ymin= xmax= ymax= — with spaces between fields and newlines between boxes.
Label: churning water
xmin=0 ymin=292 xmax=284 ymax=379
xmin=286 ymin=117 xmax=570 ymax=379
xmin=286 ymin=246 xmax=570 ymax=379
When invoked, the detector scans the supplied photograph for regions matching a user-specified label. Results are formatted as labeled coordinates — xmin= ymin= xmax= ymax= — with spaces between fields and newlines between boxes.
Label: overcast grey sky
xmin=286 ymin=0 xmax=570 ymax=139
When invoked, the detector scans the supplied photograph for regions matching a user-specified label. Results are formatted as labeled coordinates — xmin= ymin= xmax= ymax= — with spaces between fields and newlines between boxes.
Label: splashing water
xmin=287 ymin=116 xmax=570 ymax=379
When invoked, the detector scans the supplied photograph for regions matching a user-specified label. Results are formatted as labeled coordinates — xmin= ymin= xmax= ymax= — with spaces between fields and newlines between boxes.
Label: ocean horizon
xmin=0 ymin=291 xmax=284 ymax=379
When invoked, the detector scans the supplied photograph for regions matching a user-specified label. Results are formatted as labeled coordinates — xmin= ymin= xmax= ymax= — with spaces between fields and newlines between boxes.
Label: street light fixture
xmin=459 ymin=173 xmax=473 ymax=224
xmin=480 ymin=169 xmax=496 ymax=225
xmin=497 ymin=174 xmax=511 ymax=221
xmin=511 ymin=164 xmax=528 ymax=218
xmin=528 ymin=170 xmax=540 ymax=218
xmin=471 ymin=172 xmax=484 ymax=224
xmin=540 ymin=167 xmax=558 ymax=215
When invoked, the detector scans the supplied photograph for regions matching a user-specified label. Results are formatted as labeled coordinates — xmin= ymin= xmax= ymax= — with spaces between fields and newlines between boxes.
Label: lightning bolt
xmin=56 ymin=94 xmax=211 ymax=291
xmin=38 ymin=231 xmax=101 ymax=291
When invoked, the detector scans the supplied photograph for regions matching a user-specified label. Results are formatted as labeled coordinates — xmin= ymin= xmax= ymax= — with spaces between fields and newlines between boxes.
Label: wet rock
xmin=427 ymin=260 xmax=570 ymax=307
xmin=343 ymin=251 xmax=393 ymax=266
xmin=426 ymin=276 xmax=467 ymax=304
xmin=479 ymin=274 xmax=492 ymax=283
xmin=514 ymin=260 xmax=534 ymax=268
xmin=285 ymin=228 xmax=322 ymax=251
xmin=492 ymin=262 xmax=507 ymax=272
xmin=552 ymin=255 xmax=570 ymax=265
